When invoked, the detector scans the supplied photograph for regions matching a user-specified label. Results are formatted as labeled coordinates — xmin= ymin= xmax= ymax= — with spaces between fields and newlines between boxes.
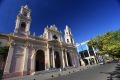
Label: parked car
xmin=99 ymin=59 xmax=105 ymax=65
xmin=105 ymin=59 xmax=110 ymax=63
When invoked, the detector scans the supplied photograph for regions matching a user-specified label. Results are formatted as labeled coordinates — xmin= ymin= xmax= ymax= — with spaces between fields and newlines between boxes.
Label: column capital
xmin=31 ymin=45 xmax=35 ymax=48
xmin=10 ymin=42 xmax=16 ymax=46
xmin=24 ymin=43 xmax=31 ymax=48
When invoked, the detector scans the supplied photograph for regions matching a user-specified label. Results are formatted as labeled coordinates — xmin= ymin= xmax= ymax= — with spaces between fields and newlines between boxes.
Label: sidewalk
xmin=3 ymin=64 xmax=100 ymax=80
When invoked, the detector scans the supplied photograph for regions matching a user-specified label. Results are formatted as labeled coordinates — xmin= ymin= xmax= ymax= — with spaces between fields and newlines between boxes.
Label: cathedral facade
xmin=2 ymin=5 xmax=80 ymax=78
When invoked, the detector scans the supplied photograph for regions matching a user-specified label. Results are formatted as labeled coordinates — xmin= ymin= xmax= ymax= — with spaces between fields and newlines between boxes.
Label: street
xmin=47 ymin=63 xmax=118 ymax=80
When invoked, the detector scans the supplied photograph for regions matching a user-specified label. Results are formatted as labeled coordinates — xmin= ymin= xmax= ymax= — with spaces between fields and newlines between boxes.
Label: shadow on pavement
xmin=100 ymin=63 xmax=120 ymax=80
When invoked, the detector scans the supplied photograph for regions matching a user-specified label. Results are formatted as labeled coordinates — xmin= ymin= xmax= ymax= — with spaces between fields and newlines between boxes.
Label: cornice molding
xmin=18 ymin=14 xmax=32 ymax=22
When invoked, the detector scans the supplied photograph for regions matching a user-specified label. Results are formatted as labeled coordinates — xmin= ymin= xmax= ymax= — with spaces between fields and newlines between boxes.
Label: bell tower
xmin=64 ymin=25 xmax=74 ymax=44
xmin=14 ymin=5 xmax=32 ymax=37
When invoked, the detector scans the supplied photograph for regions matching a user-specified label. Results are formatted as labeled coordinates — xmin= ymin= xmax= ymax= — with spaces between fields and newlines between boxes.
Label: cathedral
xmin=2 ymin=5 xmax=80 ymax=78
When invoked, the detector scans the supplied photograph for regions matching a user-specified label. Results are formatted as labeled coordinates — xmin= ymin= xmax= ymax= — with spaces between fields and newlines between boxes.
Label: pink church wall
xmin=3 ymin=45 xmax=24 ymax=79
xmin=10 ymin=45 xmax=24 ymax=73
xmin=10 ymin=53 xmax=24 ymax=73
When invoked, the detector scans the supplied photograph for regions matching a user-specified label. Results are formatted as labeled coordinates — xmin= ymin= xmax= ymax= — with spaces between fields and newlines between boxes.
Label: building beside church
xmin=76 ymin=41 xmax=97 ymax=65
xmin=0 ymin=5 xmax=80 ymax=78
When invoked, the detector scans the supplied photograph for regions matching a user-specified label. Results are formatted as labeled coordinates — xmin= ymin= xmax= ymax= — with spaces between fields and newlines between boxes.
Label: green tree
xmin=0 ymin=46 xmax=9 ymax=71
xmin=0 ymin=46 xmax=9 ymax=56
xmin=88 ymin=29 xmax=120 ymax=57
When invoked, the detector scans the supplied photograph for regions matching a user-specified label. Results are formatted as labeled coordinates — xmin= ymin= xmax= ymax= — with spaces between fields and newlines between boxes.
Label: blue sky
xmin=77 ymin=44 xmax=88 ymax=52
xmin=0 ymin=0 xmax=120 ymax=43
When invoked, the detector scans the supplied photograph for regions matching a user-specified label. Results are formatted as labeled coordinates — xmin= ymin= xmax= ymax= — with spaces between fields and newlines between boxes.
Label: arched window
xmin=23 ymin=12 xmax=27 ymax=17
xmin=69 ymin=31 xmax=71 ymax=35
xmin=67 ymin=39 xmax=69 ymax=43
xmin=71 ymin=38 xmax=73 ymax=43
xmin=66 ymin=32 xmax=68 ymax=35
xmin=21 ymin=22 xmax=26 ymax=31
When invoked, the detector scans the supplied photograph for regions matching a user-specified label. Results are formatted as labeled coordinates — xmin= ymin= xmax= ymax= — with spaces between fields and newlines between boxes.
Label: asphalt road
xmin=47 ymin=63 xmax=118 ymax=80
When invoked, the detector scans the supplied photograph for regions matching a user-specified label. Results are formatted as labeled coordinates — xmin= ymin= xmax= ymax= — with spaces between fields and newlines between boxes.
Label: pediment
xmin=49 ymin=25 xmax=58 ymax=31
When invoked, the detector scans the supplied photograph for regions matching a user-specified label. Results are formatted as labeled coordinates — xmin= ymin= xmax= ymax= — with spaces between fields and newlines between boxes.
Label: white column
xmin=47 ymin=48 xmax=50 ymax=69
xmin=15 ymin=19 xmax=20 ymax=29
xmin=87 ymin=59 xmax=90 ymax=65
xmin=93 ymin=57 xmax=96 ymax=64
xmin=47 ymin=44 xmax=50 ymax=69
xmin=92 ymin=46 xmax=97 ymax=64
xmin=92 ymin=46 xmax=96 ymax=56
xmin=62 ymin=49 xmax=65 ymax=68
xmin=86 ymin=45 xmax=90 ymax=57
xmin=31 ymin=47 xmax=35 ymax=72
xmin=23 ymin=44 xmax=29 ymax=75
xmin=26 ymin=23 xmax=30 ymax=32
xmin=65 ymin=49 xmax=68 ymax=66
xmin=52 ymin=48 xmax=55 ymax=68
xmin=45 ymin=49 xmax=49 ymax=70
xmin=87 ymin=45 xmax=91 ymax=65
xmin=4 ymin=43 xmax=15 ymax=74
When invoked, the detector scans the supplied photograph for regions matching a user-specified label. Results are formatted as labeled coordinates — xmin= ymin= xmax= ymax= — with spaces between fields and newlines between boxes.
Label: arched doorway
xmin=49 ymin=48 xmax=53 ymax=68
xmin=35 ymin=50 xmax=45 ymax=71
xmin=20 ymin=22 xmax=26 ymax=31
xmin=54 ymin=51 xmax=61 ymax=68
xmin=91 ymin=58 xmax=95 ymax=64
xmin=67 ymin=52 xmax=73 ymax=66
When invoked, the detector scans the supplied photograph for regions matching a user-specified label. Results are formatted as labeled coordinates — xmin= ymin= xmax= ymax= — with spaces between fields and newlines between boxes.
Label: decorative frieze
xmin=24 ymin=43 xmax=31 ymax=47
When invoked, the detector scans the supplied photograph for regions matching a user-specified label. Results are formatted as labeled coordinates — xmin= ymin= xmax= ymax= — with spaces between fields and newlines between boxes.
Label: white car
xmin=99 ymin=60 xmax=105 ymax=65
xmin=100 ymin=62 xmax=104 ymax=65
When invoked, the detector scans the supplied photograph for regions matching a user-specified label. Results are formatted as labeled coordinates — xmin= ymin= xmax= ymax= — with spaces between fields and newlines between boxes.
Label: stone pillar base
xmin=2 ymin=71 xmax=23 ymax=79
xmin=2 ymin=70 xmax=35 ymax=79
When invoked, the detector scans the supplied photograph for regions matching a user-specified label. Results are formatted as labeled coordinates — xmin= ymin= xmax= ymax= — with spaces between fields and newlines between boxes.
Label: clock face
xmin=53 ymin=35 xmax=58 ymax=40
